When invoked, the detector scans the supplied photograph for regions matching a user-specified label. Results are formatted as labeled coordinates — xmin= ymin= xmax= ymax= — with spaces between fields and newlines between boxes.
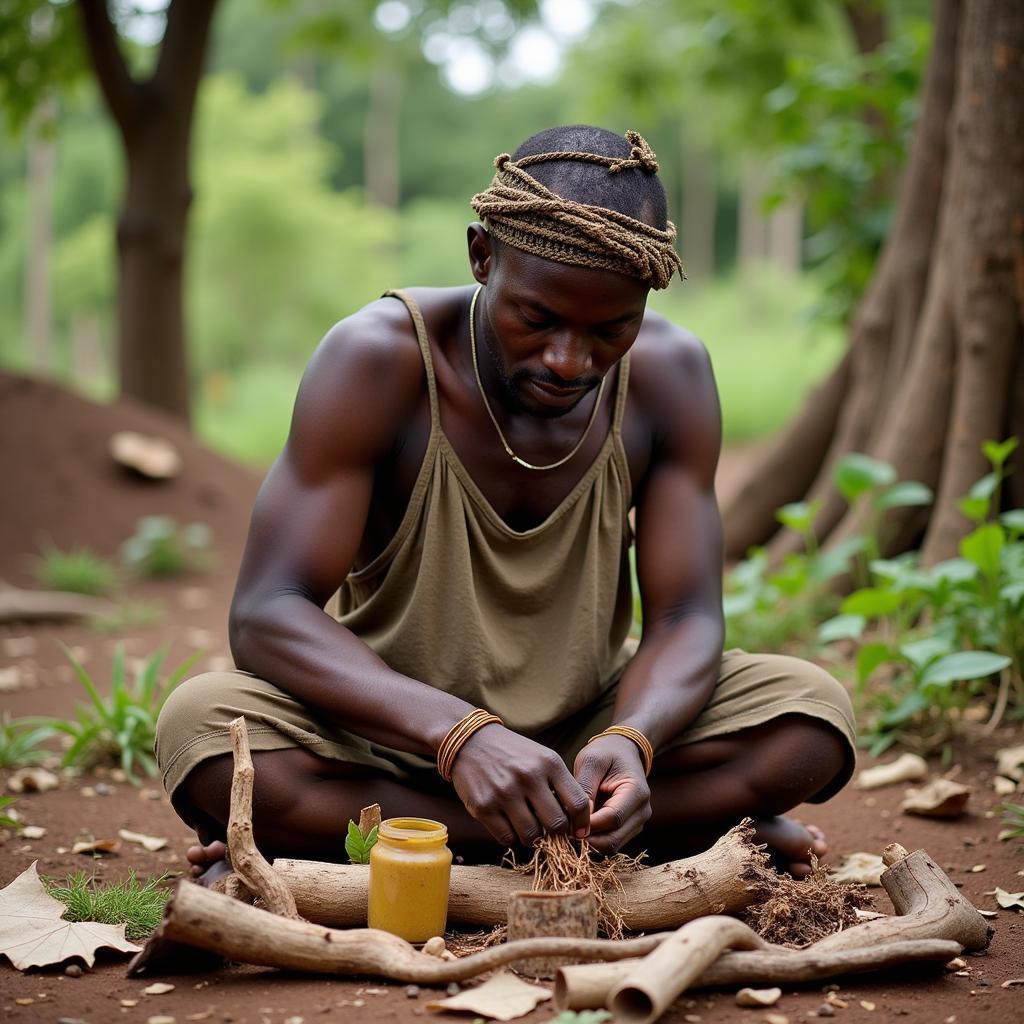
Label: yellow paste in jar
xmin=368 ymin=817 xmax=452 ymax=941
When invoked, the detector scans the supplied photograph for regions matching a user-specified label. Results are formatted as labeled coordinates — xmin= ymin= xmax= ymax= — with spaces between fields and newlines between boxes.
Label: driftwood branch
xmin=274 ymin=822 xmax=766 ymax=930
xmin=225 ymin=717 xmax=299 ymax=919
xmin=130 ymin=881 xmax=668 ymax=981
xmin=608 ymin=917 xmax=767 ymax=1024
xmin=0 ymin=582 xmax=112 ymax=623
xmin=554 ymin=939 xmax=961 ymax=1009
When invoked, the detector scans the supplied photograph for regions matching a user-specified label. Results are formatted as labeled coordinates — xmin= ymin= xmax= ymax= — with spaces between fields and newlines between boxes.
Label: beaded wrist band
xmin=437 ymin=709 xmax=503 ymax=781
xmin=586 ymin=725 xmax=655 ymax=776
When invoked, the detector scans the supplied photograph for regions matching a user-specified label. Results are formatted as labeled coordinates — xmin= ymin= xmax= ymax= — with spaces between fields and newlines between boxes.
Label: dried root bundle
xmin=518 ymin=833 xmax=645 ymax=939
xmin=744 ymin=858 xmax=873 ymax=947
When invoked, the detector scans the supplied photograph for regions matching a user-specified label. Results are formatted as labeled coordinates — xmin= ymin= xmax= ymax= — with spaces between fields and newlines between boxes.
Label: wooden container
xmin=506 ymin=889 xmax=598 ymax=979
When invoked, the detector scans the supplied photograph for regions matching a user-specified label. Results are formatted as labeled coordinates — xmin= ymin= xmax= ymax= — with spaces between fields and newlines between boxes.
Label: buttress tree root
xmin=723 ymin=0 xmax=1024 ymax=567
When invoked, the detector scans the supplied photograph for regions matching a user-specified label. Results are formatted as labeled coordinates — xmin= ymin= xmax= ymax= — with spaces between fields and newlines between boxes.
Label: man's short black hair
xmin=511 ymin=124 xmax=668 ymax=231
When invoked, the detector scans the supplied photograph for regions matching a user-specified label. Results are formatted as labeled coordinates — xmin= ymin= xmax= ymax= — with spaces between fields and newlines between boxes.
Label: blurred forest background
xmin=0 ymin=0 xmax=930 ymax=467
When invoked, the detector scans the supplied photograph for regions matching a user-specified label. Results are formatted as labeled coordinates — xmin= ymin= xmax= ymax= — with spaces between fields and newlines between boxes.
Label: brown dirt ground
xmin=1 ymin=373 xmax=1022 ymax=1024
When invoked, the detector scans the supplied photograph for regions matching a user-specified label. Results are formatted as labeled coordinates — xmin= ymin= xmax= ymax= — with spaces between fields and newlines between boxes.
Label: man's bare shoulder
xmin=287 ymin=296 xmax=426 ymax=474
xmin=628 ymin=310 xmax=721 ymax=478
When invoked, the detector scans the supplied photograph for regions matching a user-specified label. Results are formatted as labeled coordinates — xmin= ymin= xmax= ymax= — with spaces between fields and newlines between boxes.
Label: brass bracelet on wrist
xmin=437 ymin=708 xmax=503 ymax=781
xmin=586 ymin=725 xmax=655 ymax=776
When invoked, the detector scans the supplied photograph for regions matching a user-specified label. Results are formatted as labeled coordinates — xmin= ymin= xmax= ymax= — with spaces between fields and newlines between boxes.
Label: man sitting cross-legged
xmin=156 ymin=126 xmax=855 ymax=883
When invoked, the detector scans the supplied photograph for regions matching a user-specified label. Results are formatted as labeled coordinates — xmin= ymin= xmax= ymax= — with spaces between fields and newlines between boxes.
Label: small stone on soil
xmin=815 ymin=1005 xmax=835 ymax=1017
xmin=405 ymin=985 xmax=420 ymax=998
xmin=446 ymin=983 xmax=460 ymax=997
xmin=64 ymin=963 xmax=82 ymax=977
xmin=147 ymin=1016 xmax=176 ymax=1024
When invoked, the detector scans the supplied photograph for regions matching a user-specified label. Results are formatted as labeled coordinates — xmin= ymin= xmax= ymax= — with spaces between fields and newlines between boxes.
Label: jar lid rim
xmin=378 ymin=816 xmax=449 ymax=842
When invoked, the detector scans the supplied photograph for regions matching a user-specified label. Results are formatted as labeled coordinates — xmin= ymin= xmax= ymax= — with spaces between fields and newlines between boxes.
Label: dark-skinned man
xmin=156 ymin=126 xmax=855 ymax=883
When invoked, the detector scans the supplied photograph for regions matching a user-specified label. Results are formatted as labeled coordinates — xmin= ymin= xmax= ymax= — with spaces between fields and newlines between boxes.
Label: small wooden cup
xmin=506 ymin=889 xmax=599 ymax=980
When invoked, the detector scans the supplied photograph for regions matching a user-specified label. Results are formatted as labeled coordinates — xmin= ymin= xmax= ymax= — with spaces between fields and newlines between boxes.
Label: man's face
xmin=470 ymin=233 xmax=649 ymax=419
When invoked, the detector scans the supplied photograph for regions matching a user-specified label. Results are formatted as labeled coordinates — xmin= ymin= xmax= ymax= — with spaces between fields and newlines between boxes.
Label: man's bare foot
xmin=186 ymin=839 xmax=232 ymax=886
xmin=754 ymin=816 xmax=827 ymax=878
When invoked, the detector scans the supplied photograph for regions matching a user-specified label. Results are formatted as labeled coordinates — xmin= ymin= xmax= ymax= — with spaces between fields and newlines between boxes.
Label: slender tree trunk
xmin=24 ymin=98 xmax=56 ymax=374
xmin=722 ymin=0 xmax=1024 ymax=568
xmin=737 ymin=161 xmax=769 ymax=270
xmin=76 ymin=0 xmax=219 ymax=421
xmin=767 ymin=200 xmax=802 ymax=274
xmin=680 ymin=133 xmax=715 ymax=284
xmin=365 ymin=56 xmax=402 ymax=210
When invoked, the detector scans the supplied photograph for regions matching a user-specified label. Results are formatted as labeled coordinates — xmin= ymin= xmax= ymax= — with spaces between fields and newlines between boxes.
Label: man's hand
xmin=450 ymin=726 xmax=591 ymax=848
xmin=573 ymin=736 xmax=652 ymax=855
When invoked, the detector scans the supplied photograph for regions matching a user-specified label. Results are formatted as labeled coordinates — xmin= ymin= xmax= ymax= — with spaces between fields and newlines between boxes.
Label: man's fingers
xmin=528 ymin=786 xmax=572 ymax=838
xmin=550 ymin=765 xmax=592 ymax=838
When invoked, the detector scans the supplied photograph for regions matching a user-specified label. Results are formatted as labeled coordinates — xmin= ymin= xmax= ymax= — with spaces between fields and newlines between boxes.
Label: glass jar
xmin=368 ymin=817 xmax=452 ymax=942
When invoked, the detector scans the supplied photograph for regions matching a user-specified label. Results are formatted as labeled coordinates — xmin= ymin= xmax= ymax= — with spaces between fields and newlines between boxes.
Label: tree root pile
xmin=517 ymin=834 xmax=645 ymax=939
xmin=744 ymin=859 xmax=873 ymax=947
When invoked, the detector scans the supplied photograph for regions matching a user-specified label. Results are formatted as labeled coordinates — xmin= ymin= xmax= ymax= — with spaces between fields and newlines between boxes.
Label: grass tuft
xmin=34 ymin=542 xmax=118 ymax=596
xmin=44 ymin=870 xmax=172 ymax=940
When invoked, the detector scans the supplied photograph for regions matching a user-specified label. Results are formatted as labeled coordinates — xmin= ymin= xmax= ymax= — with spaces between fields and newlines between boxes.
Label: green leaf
xmin=929 ymin=558 xmax=979 ymax=586
xmin=775 ymin=500 xmax=820 ymax=534
xmin=856 ymin=642 xmax=896 ymax=688
xmin=818 ymin=614 xmax=866 ymax=644
xmin=879 ymin=689 xmax=930 ymax=727
xmin=810 ymin=536 xmax=866 ymax=582
xmin=834 ymin=453 xmax=897 ymax=503
xmin=958 ymin=495 xmax=989 ymax=523
xmin=1000 ymin=581 xmax=1024 ymax=605
xmin=1001 ymin=509 xmax=1024 ymax=534
xmin=982 ymin=437 xmax=1018 ymax=469
xmin=344 ymin=820 xmax=377 ymax=864
xmin=875 ymin=481 xmax=933 ymax=510
xmin=960 ymin=523 xmax=1005 ymax=577
xmin=920 ymin=651 xmax=1012 ymax=687
xmin=899 ymin=636 xmax=952 ymax=672
xmin=841 ymin=587 xmax=904 ymax=619
xmin=722 ymin=592 xmax=756 ymax=618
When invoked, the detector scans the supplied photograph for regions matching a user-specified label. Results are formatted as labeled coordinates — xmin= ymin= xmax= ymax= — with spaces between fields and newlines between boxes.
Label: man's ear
xmin=467 ymin=223 xmax=493 ymax=284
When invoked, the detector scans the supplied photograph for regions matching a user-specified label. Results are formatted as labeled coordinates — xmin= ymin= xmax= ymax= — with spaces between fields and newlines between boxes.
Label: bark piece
xmin=506 ymin=889 xmax=597 ymax=980
xmin=275 ymin=821 xmax=766 ymax=930
xmin=608 ymin=916 xmax=767 ymax=1024
xmin=901 ymin=779 xmax=971 ymax=818
xmin=358 ymin=803 xmax=382 ymax=839
xmin=856 ymin=754 xmax=928 ymax=790
xmin=225 ymin=717 xmax=299 ymax=920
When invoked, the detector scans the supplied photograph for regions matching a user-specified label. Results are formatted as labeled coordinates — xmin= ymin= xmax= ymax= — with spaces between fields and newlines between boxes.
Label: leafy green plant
xmin=1000 ymin=803 xmax=1024 ymax=841
xmin=0 ymin=712 xmax=54 ymax=768
xmin=0 ymin=796 xmax=17 ymax=829
xmin=43 ymin=870 xmax=171 ymax=940
xmin=344 ymin=820 xmax=378 ymax=864
xmin=819 ymin=440 xmax=1024 ymax=752
xmin=121 ymin=516 xmax=212 ymax=577
xmin=42 ymin=645 xmax=199 ymax=782
xmin=34 ymin=541 xmax=117 ymax=596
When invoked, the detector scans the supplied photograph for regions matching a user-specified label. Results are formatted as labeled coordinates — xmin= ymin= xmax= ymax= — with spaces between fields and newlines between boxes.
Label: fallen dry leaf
xmin=995 ymin=743 xmax=1024 ymax=781
xmin=993 ymin=776 xmax=1018 ymax=796
xmin=425 ymin=970 xmax=551 ymax=1021
xmin=72 ymin=838 xmax=121 ymax=856
xmin=735 ymin=987 xmax=782 ymax=1007
xmin=110 ymin=430 xmax=181 ymax=479
xmin=994 ymin=887 xmax=1024 ymax=911
xmin=118 ymin=829 xmax=168 ymax=852
xmin=7 ymin=767 xmax=59 ymax=794
xmin=1001 ymin=979 xmax=1024 ymax=988
xmin=143 ymin=982 xmax=175 ymax=995
xmin=0 ymin=861 xmax=139 ymax=970
xmin=901 ymin=778 xmax=971 ymax=818
xmin=830 ymin=852 xmax=885 ymax=886
xmin=856 ymin=753 xmax=928 ymax=790
xmin=978 ymin=910 xmax=998 ymax=918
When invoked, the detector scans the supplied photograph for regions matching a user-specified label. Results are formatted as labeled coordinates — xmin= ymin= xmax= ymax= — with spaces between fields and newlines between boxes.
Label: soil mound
xmin=0 ymin=372 xmax=261 ymax=585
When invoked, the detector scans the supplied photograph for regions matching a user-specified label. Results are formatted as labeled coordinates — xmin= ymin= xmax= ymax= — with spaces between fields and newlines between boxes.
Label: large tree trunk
xmin=77 ymin=0 xmax=219 ymax=421
xmin=723 ymin=0 xmax=1023 ymax=566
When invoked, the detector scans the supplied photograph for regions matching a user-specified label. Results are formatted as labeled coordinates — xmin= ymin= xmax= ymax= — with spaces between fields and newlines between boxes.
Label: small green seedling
xmin=1001 ymin=803 xmax=1024 ymax=841
xmin=345 ymin=820 xmax=378 ymax=864
xmin=548 ymin=1012 xmax=613 ymax=1024
xmin=0 ymin=796 xmax=17 ymax=828
xmin=0 ymin=712 xmax=54 ymax=769
xmin=121 ymin=516 xmax=212 ymax=577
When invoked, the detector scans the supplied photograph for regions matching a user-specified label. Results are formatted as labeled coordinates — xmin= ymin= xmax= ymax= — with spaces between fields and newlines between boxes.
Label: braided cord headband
xmin=470 ymin=131 xmax=685 ymax=290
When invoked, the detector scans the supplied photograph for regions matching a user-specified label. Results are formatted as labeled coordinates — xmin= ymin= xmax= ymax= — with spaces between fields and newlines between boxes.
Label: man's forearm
xmin=609 ymin=610 xmax=724 ymax=751
xmin=229 ymin=592 xmax=475 ymax=757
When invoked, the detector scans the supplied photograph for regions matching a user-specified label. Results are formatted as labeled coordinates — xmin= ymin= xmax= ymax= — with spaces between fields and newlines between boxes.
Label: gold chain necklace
xmin=469 ymin=286 xmax=606 ymax=472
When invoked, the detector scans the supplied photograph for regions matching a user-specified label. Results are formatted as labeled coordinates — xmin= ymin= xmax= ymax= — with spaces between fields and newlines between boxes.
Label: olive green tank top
xmin=332 ymin=289 xmax=634 ymax=736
